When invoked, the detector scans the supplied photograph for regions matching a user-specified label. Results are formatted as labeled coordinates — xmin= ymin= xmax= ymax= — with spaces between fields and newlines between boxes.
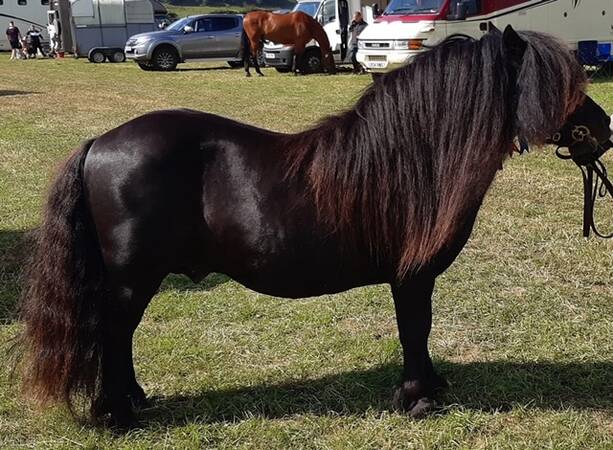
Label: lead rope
xmin=556 ymin=145 xmax=613 ymax=238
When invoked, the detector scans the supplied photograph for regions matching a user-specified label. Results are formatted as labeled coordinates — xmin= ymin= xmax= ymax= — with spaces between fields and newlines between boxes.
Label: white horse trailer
xmin=1 ymin=0 xmax=49 ymax=50
xmin=50 ymin=0 xmax=157 ymax=62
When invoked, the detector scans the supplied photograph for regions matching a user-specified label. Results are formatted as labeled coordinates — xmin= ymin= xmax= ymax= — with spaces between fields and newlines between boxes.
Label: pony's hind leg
xmin=391 ymin=276 xmax=448 ymax=418
xmin=93 ymin=273 xmax=163 ymax=427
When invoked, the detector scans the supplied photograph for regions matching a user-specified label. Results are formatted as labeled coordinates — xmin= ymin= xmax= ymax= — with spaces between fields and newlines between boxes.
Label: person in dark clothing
xmin=26 ymin=25 xmax=46 ymax=57
xmin=6 ymin=21 xmax=22 ymax=60
xmin=349 ymin=12 xmax=367 ymax=74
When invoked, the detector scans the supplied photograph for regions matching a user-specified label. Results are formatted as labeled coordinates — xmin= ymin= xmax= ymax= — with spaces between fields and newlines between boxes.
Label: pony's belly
xmin=228 ymin=265 xmax=386 ymax=299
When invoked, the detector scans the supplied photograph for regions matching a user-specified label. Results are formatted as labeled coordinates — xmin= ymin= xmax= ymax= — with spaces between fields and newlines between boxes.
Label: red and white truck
xmin=356 ymin=0 xmax=613 ymax=74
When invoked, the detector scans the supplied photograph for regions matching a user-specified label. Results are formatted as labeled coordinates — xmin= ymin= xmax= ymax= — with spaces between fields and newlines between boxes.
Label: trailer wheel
xmin=227 ymin=61 xmax=242 ymax=68
xmin=89 ymin=50 xmax=105 ymax=64
xmin=109 ymin=50 xmax=126 ymax=63
xmin=152 ymin=45 xmax=179 ymax=71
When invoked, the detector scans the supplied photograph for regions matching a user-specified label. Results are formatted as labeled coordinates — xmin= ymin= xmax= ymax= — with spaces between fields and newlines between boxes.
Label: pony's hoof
xmin=257 ymin=73 xmax=264 ymax=77
xmin=108 ymin=408 xmax=138 ymax=430
xmin=130 ymin=390 xmax=151 ymax=409
xmin=392 ymin=380 xmax=441 ymax=418
xmin=245 ymin=72 xmax=252 ymax=78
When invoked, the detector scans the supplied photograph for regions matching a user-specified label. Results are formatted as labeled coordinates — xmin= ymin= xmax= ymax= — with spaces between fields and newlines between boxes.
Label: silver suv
xmin=125 ymin=14 xmax=244 ymax=71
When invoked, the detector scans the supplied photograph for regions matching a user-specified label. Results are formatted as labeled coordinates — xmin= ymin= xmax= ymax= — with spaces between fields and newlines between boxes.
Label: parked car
xmin=125 ymin=14 xmax=245 ymax=71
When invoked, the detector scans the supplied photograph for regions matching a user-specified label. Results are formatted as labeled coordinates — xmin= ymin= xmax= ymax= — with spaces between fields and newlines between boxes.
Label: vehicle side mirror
xmin=448 ymin=1 xmax=468 ymax=20
xmin=183 ymin=25 xmax=193 ymax=33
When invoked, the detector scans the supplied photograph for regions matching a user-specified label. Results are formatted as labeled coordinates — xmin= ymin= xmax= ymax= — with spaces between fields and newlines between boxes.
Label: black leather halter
xmin=551 ymin=102 xmax=613 ymax=238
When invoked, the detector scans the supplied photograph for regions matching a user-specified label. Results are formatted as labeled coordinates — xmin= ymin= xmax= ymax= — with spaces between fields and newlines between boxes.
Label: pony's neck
xmin=286 ymin=37 xmax=513 ymax=278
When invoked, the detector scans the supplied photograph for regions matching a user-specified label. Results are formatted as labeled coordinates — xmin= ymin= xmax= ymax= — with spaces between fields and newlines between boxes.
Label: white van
xmin=356 ymin=0 xmax=613 ymax=73
xmin=1 ymin=0 xmax=49 ymax=50
xmin=263 ymin=0 xmax=370 ymax=73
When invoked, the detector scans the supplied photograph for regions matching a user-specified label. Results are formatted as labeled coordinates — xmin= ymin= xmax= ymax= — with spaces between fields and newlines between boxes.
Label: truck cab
xmin=357 ymin=0 xmax=613 ymax=74
xmin=263 ymin=0 xmax=363 ymax=73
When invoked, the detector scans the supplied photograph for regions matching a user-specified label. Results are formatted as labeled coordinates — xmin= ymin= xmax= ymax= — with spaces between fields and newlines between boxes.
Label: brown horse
xmin=242 ymin=11 xmax=336 ymax=76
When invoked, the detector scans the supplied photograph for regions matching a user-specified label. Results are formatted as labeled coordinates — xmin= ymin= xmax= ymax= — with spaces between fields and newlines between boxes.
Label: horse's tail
xmin=18 ymin=139 xmax=106 ymax=415
xmin=240 ymin=28 xmax=251 ymax=60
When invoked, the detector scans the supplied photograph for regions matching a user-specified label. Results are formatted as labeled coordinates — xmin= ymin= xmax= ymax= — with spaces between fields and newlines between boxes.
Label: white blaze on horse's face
xmin=609 ymin=114 xmax=613 ymax=144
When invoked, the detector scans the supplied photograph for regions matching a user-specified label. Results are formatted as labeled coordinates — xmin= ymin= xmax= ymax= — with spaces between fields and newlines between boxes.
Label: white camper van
xmin=263 ymin=0 xmax=372 ymax=73
xmin=356 ymin=0 xmax=613 ymax=73
xmin=49 ymin=0 xmax=158 ymax=62
xmin=1 ymin=0 xmax=49 ymax=51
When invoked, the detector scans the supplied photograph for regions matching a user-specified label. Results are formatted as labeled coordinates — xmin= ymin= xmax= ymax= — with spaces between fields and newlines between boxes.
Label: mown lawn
xmin=0 ymin=56 xmax=611 ymax=449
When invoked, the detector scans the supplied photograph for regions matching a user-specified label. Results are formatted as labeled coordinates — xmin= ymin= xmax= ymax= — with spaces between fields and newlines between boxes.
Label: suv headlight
xmin=134 ymin=37 xmax=151 ymax=46
xmin=358 ymin=40 xmax=365 ymax=49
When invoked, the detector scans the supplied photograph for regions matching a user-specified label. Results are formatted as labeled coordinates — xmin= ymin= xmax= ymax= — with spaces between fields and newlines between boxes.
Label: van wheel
xmin=138 ymin=62 xmax=155 ymax=71
xmin=89 ymin=50 xmax=105 ymax=63
xmin=300 ymin=49 xmax=322 ymax=74
xmin=152 ymin=46 xmax=179 ymax=71
xmin=109 ymin=50 xmax=125 ymax=63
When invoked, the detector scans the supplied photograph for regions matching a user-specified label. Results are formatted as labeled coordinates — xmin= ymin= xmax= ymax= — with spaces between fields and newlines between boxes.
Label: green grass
xmin=0 ymin=56 xmax=612 ymax=448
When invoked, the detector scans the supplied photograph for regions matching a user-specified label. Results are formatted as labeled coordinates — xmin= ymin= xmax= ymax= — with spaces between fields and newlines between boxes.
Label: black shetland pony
xmin=18 ymin=26 xmax=611 ymax=426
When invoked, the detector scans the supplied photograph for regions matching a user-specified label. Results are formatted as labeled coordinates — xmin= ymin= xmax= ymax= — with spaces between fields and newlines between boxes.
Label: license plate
xmin=125 ymin=46 xmax=133 ymax=52
xmin=265 ymin=52 xmax=276 ymax=59
xmin=366 ymin=61 xmax=386 ymax=69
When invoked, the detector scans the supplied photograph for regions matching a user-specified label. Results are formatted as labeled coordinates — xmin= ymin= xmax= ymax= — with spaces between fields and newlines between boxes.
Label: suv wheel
xmin=152 ymin=46 xmax=179 ymax=71
xmin=138 ymin=62 xmax=155 ymax=71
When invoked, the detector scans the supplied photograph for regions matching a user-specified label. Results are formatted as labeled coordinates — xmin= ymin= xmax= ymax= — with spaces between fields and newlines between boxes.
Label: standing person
xmin=6 ymin=21 xmax=22 ymax=60
xmin=47 ymin=19 xmax=58 ymax=56
xmin=349 ymin=12 xmax=367 ymax=74
xmin=26 ymin=25 xmax=46 ymax=57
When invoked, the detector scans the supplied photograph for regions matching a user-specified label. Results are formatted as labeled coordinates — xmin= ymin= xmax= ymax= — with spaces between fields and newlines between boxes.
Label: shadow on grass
xmin=142 ymin=360 xmax=612 ymax=426
xmin=0 ymin=90 xmax=41 ymax=97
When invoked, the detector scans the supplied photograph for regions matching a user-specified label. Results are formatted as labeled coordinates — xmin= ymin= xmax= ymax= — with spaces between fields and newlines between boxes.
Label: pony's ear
xmin=502 ymin=25 xmax=527 ymax=68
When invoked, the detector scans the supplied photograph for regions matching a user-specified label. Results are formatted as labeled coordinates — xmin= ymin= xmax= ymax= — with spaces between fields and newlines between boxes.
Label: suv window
xmin=210 ymin=17 xmax=237 ymax=31
xmin=195 ymin=18 xmax=213 ymax=32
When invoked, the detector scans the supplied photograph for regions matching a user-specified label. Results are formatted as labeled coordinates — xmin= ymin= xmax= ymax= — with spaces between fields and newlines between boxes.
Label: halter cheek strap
xmin=553 ymin=123 xmax=613 ymax=239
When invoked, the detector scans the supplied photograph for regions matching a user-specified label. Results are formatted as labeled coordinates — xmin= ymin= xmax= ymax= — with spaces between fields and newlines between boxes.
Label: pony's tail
xmin=19 ymin=139 xmax=106 ymax=415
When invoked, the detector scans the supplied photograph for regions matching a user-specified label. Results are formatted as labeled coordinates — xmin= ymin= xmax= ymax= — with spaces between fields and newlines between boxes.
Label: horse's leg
xmin=243 ymin=51 xmax=251 ymax=77
xmin=391 ymin=276 xmax=447 ymax=417
xmin=292 ymin=43 xmax=306 ymax=75
xmin=93 ymin=273 xmax=163 ymax=426
xmin=251 ymin=41 xmax=264 ymax=77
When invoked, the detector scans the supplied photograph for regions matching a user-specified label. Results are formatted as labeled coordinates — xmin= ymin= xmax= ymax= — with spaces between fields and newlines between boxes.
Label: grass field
xmin=0 ymin=55 xmax=612 ymax=448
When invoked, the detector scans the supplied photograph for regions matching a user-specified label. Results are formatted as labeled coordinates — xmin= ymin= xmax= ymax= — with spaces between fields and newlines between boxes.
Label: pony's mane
xmin=285 ymin=31 xmax=587 ymax=279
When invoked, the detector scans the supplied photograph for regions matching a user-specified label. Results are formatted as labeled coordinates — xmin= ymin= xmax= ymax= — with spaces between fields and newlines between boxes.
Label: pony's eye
xmin=552 ymin=133 xmax=561 ymax=142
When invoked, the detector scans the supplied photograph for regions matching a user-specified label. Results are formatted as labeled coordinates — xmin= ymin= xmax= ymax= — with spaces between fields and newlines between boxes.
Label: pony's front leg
xmin=391 ymin=276 xmax=448 ymax=417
